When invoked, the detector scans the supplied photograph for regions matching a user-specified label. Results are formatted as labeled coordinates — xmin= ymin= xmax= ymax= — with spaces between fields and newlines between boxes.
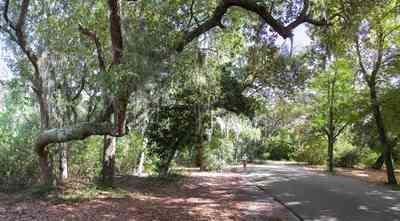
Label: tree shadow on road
xmin=234 ymin=164 xmax=400 ymax=221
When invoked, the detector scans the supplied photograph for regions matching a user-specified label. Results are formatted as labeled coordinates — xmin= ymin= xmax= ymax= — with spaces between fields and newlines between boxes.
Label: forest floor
xmin=0 ymin=170 xmax=290 ymax=221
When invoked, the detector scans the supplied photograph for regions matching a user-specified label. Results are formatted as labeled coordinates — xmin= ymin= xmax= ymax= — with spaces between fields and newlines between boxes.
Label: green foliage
xmin=0 ymin=80 xmax=40 ymax=189
xmin=117 ymin=132 xmax=145 ymax=175
xmin=359 ymin=148 xmax=380 ymax=167
xmin=335 ymin=149 xmax=361 ymax=168
xmin=219 ymin=63 xmax=257 ymax=118
xmin=294 ymin=134 xmax=327 ymax=165
xmin=145 ymin=104 xmax=199 ymax=175
xmin=0 ymin=0 xmax=399 ymax=189
xmin=67 ymin=138 xmax=103 ymax=180
xmin=203 ymin=137 xmax=235 ymax=171
xmin=266 ymin=129 xmax=296 ymax=160
xmin=308 ymin=58 xmax=357 ymax=133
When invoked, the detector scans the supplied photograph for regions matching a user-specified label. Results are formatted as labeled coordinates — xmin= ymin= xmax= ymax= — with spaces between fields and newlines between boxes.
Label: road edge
xmin=256 ymin=185 xmax=303 ymax=221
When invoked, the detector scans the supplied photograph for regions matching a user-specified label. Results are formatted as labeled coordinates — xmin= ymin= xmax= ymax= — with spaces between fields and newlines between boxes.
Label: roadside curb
xmin=256 ymin=185 xmax=303 ymax=221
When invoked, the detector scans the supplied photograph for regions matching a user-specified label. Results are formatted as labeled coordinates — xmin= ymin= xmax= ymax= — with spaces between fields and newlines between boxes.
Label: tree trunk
xmin=195 ymin=143 xmax=205 ymax=171
xmin=327 ymin=136 xmax=334 ymax=172
xmin=368 ymin=79 xmax=397 ymax=184
xmin=372 ymin=153 xmax=384 ymax=170
xmin=159 ymin=165 xmax=169 ymax=177
xmin=136 ymin=151 xmax=145 ymax=175
xmin=159 ymin=149 xmax=176 ymax=177
xmin=37 ymin=92 xmax=53 ymax=184
xmin=58 ymin=143 xmax=68 ymax=183
xmin=37 ymin=147 xmax=54 ymax=185
xmin=134 ymin=137 xmax=147 ymax=176
xmin=36 ymin=92 xmax=54 ymax=185
xmin=326 ymin=63 xmax=336 ymax=173
xmin=102 ymin=135 xmax=116 ymax=186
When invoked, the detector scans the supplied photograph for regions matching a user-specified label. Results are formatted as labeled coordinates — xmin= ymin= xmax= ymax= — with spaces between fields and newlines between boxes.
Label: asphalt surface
xmin=233 ymin=163 xmax=400 ymax=221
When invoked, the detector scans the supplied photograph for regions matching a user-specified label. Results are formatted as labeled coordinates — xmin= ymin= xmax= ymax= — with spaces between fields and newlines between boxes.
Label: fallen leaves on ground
xmin=0 ymin=171 xmax=288 ymax=221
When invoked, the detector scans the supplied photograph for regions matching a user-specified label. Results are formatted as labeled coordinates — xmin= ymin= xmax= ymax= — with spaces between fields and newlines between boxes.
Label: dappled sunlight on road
xmin=229 ymin=163 xmax=400 ymax=221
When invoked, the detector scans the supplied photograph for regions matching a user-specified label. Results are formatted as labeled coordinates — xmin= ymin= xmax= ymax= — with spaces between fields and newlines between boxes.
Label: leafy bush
xmin=335 ymin=149 xmax=360 ymax=168
xmin=293 ymin=135 xmax=326 ymax=165
xmin=203 ymin=137 xmax=234 ymax=171
xmin=145 ymin=104 xmax=199 ymax=176
xmin=267 ymin=141 xmax=295 ymax=160
xmin=117 ymin=132 xmax=145 ymax=175
xmin=266 ymin=131 xmax=296 ymax=161
xmin=358 ymin=148 xmax=379 ymax=167
xmin=67 ymin=138 xmax=103 ymax=180
xmin=0 ymin=85 xmax=40 ymax=189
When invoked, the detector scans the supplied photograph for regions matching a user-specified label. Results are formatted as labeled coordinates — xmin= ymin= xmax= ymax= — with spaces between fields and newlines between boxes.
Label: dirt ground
xmin=0 ymin=171 xmax=289 ymax=221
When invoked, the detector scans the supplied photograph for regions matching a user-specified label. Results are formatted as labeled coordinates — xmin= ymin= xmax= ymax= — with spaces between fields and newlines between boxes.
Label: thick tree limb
xmin=35 ymin=99 xmax=115 ymax=152
xmin=35 ymin=122 xmax=120 ymax=152
xmin=107 ymin=0 xmax=123 ymax=65
xmin=15 ymin=0 xmax=39 ymax=73
xmin=176 ymin=0 xmax=327 ymax=52
xmin=11 ymin=0 xmax=50 ymax=130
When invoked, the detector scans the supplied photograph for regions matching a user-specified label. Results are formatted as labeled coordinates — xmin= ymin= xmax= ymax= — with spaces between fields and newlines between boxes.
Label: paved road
xmin=233 ymin=164 xmax=400 ymax=221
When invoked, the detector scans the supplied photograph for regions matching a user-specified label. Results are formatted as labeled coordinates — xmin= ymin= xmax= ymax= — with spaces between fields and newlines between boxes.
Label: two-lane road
xmin=235 ymin=163 xmax=400 ymax=221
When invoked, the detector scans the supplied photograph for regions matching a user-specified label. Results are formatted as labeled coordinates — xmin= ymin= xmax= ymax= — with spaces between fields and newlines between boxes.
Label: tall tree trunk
xmin=135 ymin=138 xmax=147 ymax=176
xmin=136 ymin=151 xmax=145 ymax=176
xmin=100 ymin=0 xmax=123 ymax=187
xmin=326 ymin=56 xmax=337 ymax=173
xmin=58 ymin=143 xmax=68 ymax=183
xmin=36 ymin=94 xmax=53 ymax=185
xmin=327 ymin=135 xmax=334 ymax=172
xmin=159 ymin=149 xmax=176 ymax=177
xmin=37 ymin=147 xmax=53 ymax=185
xmin=368 ymin=79 xmax=397 ymax=184
xmin=195 ymin=143 xmax=205 ymax=171
xmin=372 ymin=153 xmax=384 ymax=170
xmin=102 ymin=135 xmax=116 ymax=186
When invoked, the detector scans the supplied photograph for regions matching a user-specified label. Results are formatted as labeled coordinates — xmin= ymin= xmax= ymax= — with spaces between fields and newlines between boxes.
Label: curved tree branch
xmin=176 ymin=0 xmax=327 ymax=52
xmin=35 ymin=122 xmax=121 ymax=152
xmin=78 ymin=24 xmax=107 ymax=72
xmin=71 ymin=76 xmax=86 ymax=101
xmin=3 ymin=0 xmax=16 ymax=30
xmin=15 ymin=0 xmax=39 ymax=70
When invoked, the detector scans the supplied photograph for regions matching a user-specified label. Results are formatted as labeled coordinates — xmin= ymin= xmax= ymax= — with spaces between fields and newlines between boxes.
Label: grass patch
xmin=50 ymin=182 xmax=130 ymax=204
xmin=15 ymin=180 xmax=130 ymax=204
xmin=2 ymin=174 xmax=186 ymax=205
xmin=145 ymin=172 xmax=186 ymax=186
xmin=26 ymin=184 xmax=57 ymax=198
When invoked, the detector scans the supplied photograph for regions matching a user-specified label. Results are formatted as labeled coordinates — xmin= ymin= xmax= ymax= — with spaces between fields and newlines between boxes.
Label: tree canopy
xmin=0 ymin=0 xmax=399 ymax=188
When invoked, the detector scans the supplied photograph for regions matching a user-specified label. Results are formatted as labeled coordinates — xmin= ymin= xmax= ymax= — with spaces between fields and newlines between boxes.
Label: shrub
xmin=266 ymin=132 xmax=296 ymax=161
xmin=294 ymin=144 xmax=326 ymax=165
xmin=0 ymin=114 xmax=40 ymax=189
xmin=335 ymin=149 xmax=360 ymax=168
xmin=203 ymin=137 xmax=234 ymax=171
xmin=68 ymin=138 xmax=102 ymax=180
xmin=117 ymin=132 xmax=145 ymax=175
xmin=293 ymin=135 xmax=326 ymax=165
